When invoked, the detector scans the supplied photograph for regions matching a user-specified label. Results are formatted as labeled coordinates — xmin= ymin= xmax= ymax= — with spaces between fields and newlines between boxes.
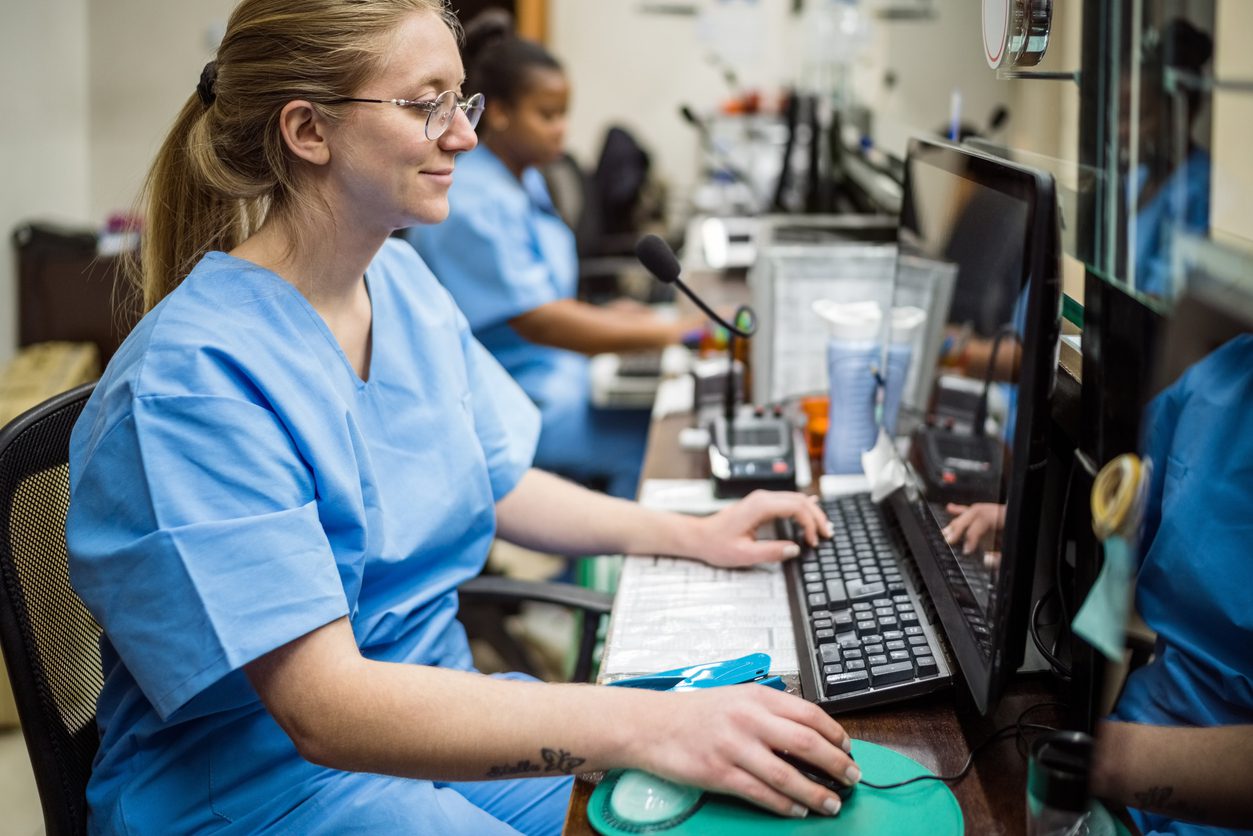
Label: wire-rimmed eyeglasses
xmin=330 ymin=90 xmax=485 ymax=140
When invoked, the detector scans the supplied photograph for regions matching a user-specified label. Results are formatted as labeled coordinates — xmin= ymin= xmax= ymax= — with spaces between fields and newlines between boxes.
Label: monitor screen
xmin=884 ymin=137 xmax=1061 ymax=713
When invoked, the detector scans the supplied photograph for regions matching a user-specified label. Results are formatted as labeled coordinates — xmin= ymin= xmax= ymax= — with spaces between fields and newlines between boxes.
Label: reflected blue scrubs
xmin=67 ymin=240 xmax=571 ymax=835
xmin=1131 ymin=149 xmax=1211 ymax=298
xmin=1109 ymin=334 xmax=1253 ymax=836
xmin=405 ymin=145 xmax=649 ymax=498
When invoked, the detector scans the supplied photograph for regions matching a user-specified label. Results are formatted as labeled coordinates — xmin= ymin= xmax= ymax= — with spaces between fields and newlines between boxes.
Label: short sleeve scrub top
xmin=67 ymin=240 xmax=570 ymax=835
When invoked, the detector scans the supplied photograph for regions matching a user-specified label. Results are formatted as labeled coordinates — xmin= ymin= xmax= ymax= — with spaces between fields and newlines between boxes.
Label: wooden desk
xmin=562 ymin=409 xmax=1065 ymax=835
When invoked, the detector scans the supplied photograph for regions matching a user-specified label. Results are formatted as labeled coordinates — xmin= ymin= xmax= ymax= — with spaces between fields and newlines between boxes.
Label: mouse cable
xmin=1030 ymin=587 xmax=1073 ymax=682
xmin=858 ymin=701 xmax=1064 ymax=790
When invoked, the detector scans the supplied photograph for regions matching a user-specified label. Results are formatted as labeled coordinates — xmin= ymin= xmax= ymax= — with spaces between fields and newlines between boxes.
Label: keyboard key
xmin=863 ymin=643 xmax=884 ymax=656
xmin=814 ymin=629 xmax=835 ymax=642
xmin=844 ymin=658 xmax=866 ymax=671
xmin=823 ymin=663 xmax=843 ymax=675
xmin=907 ymin=634 xmax=929 ymax=646
xmin=916 ymin=656 xmax=939 ymax=677
xmin=847 ymin=580 xmax=887 ymax=601
xmin=825 ymin=580 xmax=849 ymax=608
xmin=882 ymin=630 xmax=904 ymax=641
xmin=835 ymin=631 xmax=860 ymax=648
xmin=885 ymin=640 xmax=907 ymax=652
xmin=867 ymin=654 xmax=888 ymax=667
xmin=904 ymin=626 xmax=924 ymax=636
xmin=825 ymin=670 xmax=870 ymax=696
xmin=852 ymin=602 xmax=872 ymax=613
xmin=888 ymin=650 xmax=912 ymax=663
xmin=833 ymin=611 xmax=854 ymax=627
xmin=855 ymin=620 xmax=877 ymax=636
xmin=819 ymin=644 xmax=841 ymax=664
xmin=808 ymin=593 xmax=827 ymax=610
xmin=870 ymin=661 xmax=916 ymax=686
xmin=813 ymin=618 xmax=832 ymax=630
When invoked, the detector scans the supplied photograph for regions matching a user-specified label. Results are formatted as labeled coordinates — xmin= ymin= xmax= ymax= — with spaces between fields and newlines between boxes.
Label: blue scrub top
xmin=1132 ymin=149 xmax=1212 ymax=299
xmin=404 ymin=144 xmax=585 ymax=413
xmin=1110 ymin=334 xmax=1253 ymax=836
xmin=67 ymin=240 xmax=543 ymax=833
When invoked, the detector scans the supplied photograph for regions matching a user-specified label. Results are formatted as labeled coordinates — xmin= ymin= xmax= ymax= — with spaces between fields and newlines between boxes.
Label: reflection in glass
xmin=891 ymin=149 xmax=1041 ymax=660
xmin=1122 ymin=14 xmax=1215 ymax=299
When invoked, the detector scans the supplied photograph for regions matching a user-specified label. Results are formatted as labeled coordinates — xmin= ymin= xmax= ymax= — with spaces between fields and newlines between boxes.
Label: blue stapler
xmin=606 ymin=652 xmax=786 ymax=692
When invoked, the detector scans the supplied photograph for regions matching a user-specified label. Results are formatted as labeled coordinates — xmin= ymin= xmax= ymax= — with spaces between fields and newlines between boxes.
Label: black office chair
xmin=0 ymin=382 xmax=100 ymax=836
xmin=0 ymin=384 xmax=612 ymax=836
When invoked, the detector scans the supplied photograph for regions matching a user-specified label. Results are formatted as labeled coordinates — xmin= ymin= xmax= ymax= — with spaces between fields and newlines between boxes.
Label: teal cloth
xmin=588 ymin=739 xmax=963 ymax=835
xmin=1072 ymin=535 xmax=1136 ymax=662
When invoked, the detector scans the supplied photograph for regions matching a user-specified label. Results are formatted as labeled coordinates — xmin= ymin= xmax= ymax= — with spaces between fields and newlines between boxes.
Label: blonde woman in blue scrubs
xmin=65 ymin=1 xmax=857 ymax=833
xmin=407 ymin=13 xmax=701 ymax=499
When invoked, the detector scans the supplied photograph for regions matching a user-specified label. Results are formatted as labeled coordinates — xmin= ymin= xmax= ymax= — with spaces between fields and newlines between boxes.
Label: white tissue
xmin=861 ymin=429 xmax=909 ymax=502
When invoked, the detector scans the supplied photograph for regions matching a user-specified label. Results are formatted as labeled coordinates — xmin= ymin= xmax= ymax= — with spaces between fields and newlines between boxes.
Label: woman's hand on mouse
xmin=622 ymin=684 xmax=857 ymax=817
xmin=685 ymin=491 xmax=833 ymax=568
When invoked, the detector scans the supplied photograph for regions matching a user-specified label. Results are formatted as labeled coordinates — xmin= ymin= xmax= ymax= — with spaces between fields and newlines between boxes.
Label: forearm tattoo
xmin=1132 ymin=785 xmax=1206 ymax=822
xmin=486 ymin=748 xmax=587 ymax=778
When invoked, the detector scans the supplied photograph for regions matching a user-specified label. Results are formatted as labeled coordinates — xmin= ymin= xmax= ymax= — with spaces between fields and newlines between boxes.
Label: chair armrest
xmin=459 ymin=576 xmax=612 ymax=615
xmin=459 ymin=576 xmax=613 ymax=683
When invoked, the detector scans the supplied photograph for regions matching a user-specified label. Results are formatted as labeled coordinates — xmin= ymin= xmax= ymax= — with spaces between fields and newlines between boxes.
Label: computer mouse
xmin=778 ymin=750 xmax=857 ymax=800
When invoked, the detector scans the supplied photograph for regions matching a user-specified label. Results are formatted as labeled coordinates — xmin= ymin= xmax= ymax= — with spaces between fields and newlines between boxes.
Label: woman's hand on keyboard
xmin=625 ymin=683 xmax=856 ymax=818
xmin=687 ymin=491 xmax=833 ymax=568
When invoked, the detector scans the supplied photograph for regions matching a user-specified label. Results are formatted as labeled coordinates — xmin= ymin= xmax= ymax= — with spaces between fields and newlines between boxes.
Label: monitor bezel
xmin=887 ymin=136 xmax=1062 ymax=715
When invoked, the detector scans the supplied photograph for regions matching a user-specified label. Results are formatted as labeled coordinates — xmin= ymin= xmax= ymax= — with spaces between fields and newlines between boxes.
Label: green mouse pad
xmin=587 ymin=739 xmax=963 ymax=835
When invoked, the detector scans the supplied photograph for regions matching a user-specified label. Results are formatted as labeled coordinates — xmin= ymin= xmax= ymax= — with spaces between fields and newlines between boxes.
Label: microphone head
xmin=634 ymin=234 xmax=682 ymax=284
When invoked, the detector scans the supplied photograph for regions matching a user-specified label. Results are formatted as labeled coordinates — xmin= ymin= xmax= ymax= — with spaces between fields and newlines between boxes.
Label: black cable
xmin=859 ymin=701 xmax=1062 ymax=790
xmin=1030 ymin=588 xmax=1073 ymax=681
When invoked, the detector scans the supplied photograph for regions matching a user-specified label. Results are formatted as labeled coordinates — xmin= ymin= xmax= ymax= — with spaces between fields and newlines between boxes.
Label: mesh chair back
xmin=0 ymin=383 xmax=100 ymax=836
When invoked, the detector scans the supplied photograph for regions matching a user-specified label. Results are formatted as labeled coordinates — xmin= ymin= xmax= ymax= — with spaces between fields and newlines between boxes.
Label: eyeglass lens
xmin=426 ymin=91 xmax=485 ymax=140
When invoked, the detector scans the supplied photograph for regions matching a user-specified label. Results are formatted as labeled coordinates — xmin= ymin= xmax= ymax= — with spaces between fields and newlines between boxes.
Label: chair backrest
xmin=0 ymin=383 xmax=100 ymax=836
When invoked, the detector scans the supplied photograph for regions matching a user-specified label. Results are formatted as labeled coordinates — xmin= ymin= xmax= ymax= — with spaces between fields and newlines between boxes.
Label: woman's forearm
xmin=248 ymin=616 xmax=656 ymax=780
xmin=510 ymin=299 xmax=684 ymax=355
xmin=1092 ymin=720 xmax=1253 ymax=828
xmin=493 ymin=469 xmax=699 ymax=558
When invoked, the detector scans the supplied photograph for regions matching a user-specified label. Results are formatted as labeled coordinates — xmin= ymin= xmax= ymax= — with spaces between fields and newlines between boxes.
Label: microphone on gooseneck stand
xmin=635 ymin=234 xmax=794 ymax=498
xmin=634 ymin=234 xmax=756 ymax=338
xmin=634 ymin=234 xmax=755 ymax=437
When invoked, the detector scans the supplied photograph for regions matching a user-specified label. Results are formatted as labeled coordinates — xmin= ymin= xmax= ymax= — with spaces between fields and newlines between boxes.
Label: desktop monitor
xmin=884 ymin=137 xmax=1062 ymax=714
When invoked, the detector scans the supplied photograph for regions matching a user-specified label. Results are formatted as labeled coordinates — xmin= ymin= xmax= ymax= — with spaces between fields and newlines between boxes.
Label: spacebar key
xmin=869 ymin=661 xmax=915 ymax=686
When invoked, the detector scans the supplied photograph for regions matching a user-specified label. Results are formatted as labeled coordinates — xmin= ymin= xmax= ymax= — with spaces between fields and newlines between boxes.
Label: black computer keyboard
xmin=783 ymin=493 xmax=953 ymax=711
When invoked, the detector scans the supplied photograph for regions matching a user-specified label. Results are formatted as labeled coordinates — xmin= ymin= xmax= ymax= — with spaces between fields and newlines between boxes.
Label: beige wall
xmin=1211 ymin=1 xmax=1253 ymax=250
xmin=0 ymin=0 xmax=91 ymax=366
xmin=87 ymin=0 xmax=237 ymax=221
xmin=549 ymin=0 xmax=794 ymax=210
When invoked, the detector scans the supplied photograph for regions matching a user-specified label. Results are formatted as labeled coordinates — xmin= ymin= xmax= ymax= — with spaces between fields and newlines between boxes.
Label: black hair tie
xmin=196 ymin=61 xmax=218 ymax=107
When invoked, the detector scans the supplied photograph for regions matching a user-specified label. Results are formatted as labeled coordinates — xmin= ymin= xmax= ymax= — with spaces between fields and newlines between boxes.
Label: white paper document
xmin=600 ymin=556 xmax=799 ymax=678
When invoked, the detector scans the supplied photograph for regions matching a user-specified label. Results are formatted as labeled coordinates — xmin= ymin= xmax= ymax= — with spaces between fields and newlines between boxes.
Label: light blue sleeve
xmin=408 ymin=196 xmax=561 ymax=332
xmin=68 ymin=394 xmax=349 ymax=720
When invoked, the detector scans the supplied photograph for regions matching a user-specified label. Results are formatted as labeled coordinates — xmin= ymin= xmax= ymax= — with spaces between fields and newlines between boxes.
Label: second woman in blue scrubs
xmin=406 ymin=13 xmax=699 ymax=498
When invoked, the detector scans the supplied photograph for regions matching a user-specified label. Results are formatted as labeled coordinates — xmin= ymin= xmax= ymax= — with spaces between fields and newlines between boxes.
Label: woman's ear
xmin=278 ymin=100 xmax=332 ymax=166
xmin=483 ymin=100 xmax=510 ymax=134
